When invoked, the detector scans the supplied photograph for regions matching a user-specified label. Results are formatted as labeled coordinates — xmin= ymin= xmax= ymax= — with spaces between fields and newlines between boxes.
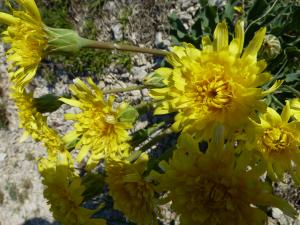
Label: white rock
xmin=111 ymin=23 xmax=123 ymax=41
xmin=131 ymin=66 xmax=148 ymax=81
xmin=155 ymin=32 xmax=163 ymax=46
xmin=0 ymin=153 xmax=6 ymax=161
xmin=271 ymin=208 xmax=283 ymax=219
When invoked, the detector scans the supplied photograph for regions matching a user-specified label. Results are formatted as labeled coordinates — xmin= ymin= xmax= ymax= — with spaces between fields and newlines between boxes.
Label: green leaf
xmin=247 ymin=0 xmax=268 ymax=21
xmin=285 ymin=71 xmax=300 ymax=83
xmin=81 ymin=173 xmax=106 ymax=201
xmin=34 ymin=94 xmax=64 ymax=113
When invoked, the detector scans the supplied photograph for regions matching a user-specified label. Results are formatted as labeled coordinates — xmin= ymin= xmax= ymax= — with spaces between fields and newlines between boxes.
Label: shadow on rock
xmin=22 ymin=218 xmax=60 ymax=225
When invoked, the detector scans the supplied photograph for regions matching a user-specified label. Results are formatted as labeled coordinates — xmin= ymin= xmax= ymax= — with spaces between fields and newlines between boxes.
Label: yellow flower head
xmin=38 ymin=153 xmax=106 ymax=225
xmin=150 ymin=21 xmax=281 ymax=139
xmin=249 ymin=101 xmax=300 ymax=182
xmin=150 ymin=129 xmax=296 ymax=225
xmin=10 ymin=85 xmax=67 ymax=158
xmin=60 ymin=78 xmax=133 ymax=170
xmin=0 ymin=0 xmax=47 ymax=88
xmin=106 ymin=154 xmax=157 ymax=225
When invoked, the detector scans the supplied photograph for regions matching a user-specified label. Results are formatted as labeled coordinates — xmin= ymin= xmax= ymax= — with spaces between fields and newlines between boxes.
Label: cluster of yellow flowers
xmin=1 ymin=1 xmax=300 ymax=225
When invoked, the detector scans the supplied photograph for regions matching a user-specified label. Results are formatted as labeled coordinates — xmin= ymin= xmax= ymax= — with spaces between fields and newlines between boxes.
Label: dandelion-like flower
xmin=248 ymin=101 xmax=300 ymax=182
xmin=11 ymin=85 xmax=67 ymax=157
xmin=60 ymin=78 xmax=133 ymax=169
xmin=0 ymin=0 xmax=47 ymax=88
xmin=150 ymin=130 xmax=296 ymax=225
xmin=0 ymin=0 xmax=88 ymax=89
xmin=38 ymin=153 xmax=106 ymax=225
xmin=106 ymin=154 xmax=157 ymax=225
xmin=150 ymin=21 xmax=281 ymax=139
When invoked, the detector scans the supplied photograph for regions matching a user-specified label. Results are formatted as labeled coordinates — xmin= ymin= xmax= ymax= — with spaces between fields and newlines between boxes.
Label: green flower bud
xmin=261 ymin=34 xmax=281 ymax=60
xmin=143 ymin=72 xmax=166 ymax=88
xmin=45 ymin=27 xmax=89 ymax=54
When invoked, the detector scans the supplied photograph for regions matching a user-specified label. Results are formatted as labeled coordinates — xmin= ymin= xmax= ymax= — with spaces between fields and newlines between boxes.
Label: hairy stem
xmin=82 ymin=38 xmax=170 ymax=56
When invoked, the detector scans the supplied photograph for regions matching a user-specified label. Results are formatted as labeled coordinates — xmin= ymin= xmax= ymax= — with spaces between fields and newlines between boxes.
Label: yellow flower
xmin=10 ymin=85 xmax=66 ymax=158
xmin=150 ymin=130 xmax=296 ymax=225
xmin=60 ymin=78 xmax=133 ymax=170
xmin=38 ymin=153 xmax=106 ymax=225
xmin=0 ymin=1 xmax=87 ymax=89
xmin=0 ymin=0 xmax=47 ymax=88
xmin=290 ymin=98 xmax=300 ymax=121
xmin=150 ymin=21 xmax=281 ymax=139
xmin=248 ymin=101 xmax=300 ymax=182
xmin=106 ymin=154 xmax=158 ymax=225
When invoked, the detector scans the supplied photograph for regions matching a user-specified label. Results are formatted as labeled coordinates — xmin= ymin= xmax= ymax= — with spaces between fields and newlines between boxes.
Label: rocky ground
xmin=0 ymin=0 xmax=300 ymax=225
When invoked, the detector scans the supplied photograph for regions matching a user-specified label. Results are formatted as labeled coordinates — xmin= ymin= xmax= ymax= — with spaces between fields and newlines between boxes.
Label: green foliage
xmin=0 ymin=189 xmax=4 ymax=205
xmin=169 ymin=0 xmax=240 ymax=47
xmin=36 ymin=0 xmax=72 ymax=29
xmin=169 ymin=0 xmax=300 ymax=110
xmin=118 ymin=6 xmax=133 ymax=30
xmin=34 ymin=94 xmax=64 ymax=113
xmin=81 ymin=173 xmax=105 ymax=201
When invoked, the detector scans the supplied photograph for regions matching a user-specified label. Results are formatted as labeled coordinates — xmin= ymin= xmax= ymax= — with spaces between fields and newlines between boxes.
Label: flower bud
xmin=143 ymin=72 xmax=166 ymax=88
xmin=260 ymin=34 xmax=281 ymax=60
xmin=45 ymin=27 xmax=89 ymax=54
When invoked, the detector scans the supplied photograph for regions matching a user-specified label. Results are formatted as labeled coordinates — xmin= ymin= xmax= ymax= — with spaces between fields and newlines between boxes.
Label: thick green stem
xmin=103 ymin=85 xmax=146 ymax=94
xmin=81 ymin=38 xmax=170 ymax=56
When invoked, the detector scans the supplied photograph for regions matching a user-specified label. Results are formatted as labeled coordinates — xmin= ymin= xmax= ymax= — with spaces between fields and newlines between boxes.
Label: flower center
xmin=188 ymin=77 xmax=232 ymax=112
xmin=7 ymin=21 xmax=46 ymax=67
xmin=187 ymin=178 xmax=232 ymax=214
xmin=262 ymin=128 xmax=292 ymax=153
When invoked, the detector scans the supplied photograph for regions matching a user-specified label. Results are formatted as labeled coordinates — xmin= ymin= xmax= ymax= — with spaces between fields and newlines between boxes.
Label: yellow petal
xmin=229 ymin=20 xmax=244 ymax=56
xmin=173 ymin=68 xmax=186 ymax=91
xmin=64 ymin=113 xmax=77 ymax=120
xmin=63 ymin=130 xmax=80 ymax=144
xmin=77 ymin=145 xmax=91 ymax=162
xmin=235 ymin=20 xmax=245 ymax=55
xmin=155 ymin=68 xmax=173 ymax=78
xmin=202 ymin=35 xmax=213 ymax=51
xmin=0 ymin=12 xmax=18 ymax=25
xmin=213 ymin=21 xmax=228 ymax=51
xmin=263 ymin=107 xmax=282 ymax=126
xmin=290 ymin=98 xmax=300 ymax=121
xmin=262 ymin=80 xmax=283 ymax=95
xmin=59 ymin=97 xmax=82 ymax=108
xmin=17 ymin=0 xmax=41 ymax=21
xmin=281 ymin=100 xmax=291 ymax=123
xmin=242 ymin=27 xmax=266 ymax=60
